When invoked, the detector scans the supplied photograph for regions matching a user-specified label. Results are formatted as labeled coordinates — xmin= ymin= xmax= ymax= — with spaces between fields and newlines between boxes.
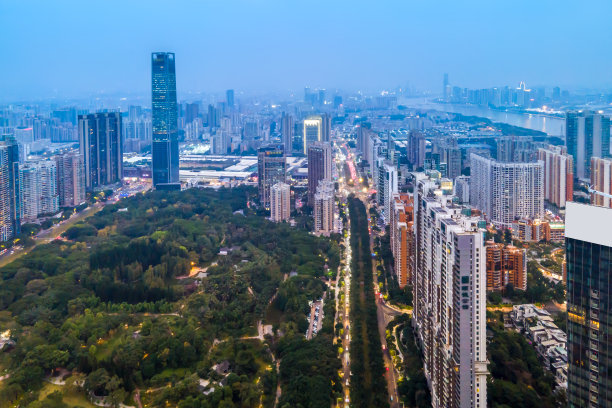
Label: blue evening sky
xmin=1 ymin=0 xmax=611 ymax=100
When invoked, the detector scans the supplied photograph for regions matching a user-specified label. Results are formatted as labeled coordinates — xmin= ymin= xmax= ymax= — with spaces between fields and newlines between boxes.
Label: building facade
xmin=377 ymin=160 xmax=398 ymax=224
xmin=566 ymin=202 xmax=612 ymax=407
xmin=270 ymin=182 xmax=290 ymax=222
xmin=0 ymin=141 xmax=20 ymax=242
xmin=78 ymin=112 xmax=123 ymax=191
xmin=470 ymin=154 xmax=544 ymax=227
xmin=151 ymin=52 xmax=180 ymax=190
xmin=281 ymin=112 xmax=294 ymax=155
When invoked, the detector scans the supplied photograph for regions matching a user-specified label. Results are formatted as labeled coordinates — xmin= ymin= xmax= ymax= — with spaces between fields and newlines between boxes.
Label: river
xmin=399 ymin=98 xmax=566 ymax=138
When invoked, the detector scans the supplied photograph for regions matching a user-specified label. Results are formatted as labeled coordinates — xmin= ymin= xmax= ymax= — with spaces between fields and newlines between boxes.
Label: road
xmin=339 ymin=143 xmax=400 ymax=407
xmin=335 ymin=158 xmax=353 ymax=407
xmin=0 ymin=202 xmax=104 ymax=268
xmin=0 ymin=182 xmax=150 ymax=269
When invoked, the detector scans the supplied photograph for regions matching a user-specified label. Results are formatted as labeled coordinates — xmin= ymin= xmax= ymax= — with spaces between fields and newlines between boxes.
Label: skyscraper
xmin=307 ymin=142 xmax=332 ymax=204
xmin=313 ymin=180 xmax=334 ymax=236
xmin=55 ymin=152 xmax=86 ymax=207
xmin=78 ymin=112 xmax=123 ymax=191
xmin=302 ymin=116 xmax=322 ymax=154
xmin=226 ymin=89 xmax=235 ymax=108
xmin=270 ymin=182 xmax=290 ymax=222
xmin=19 ymin=160 xmax=59 ymax=221
xmin=281 ymin=112 xmax=294 ymax=155
xmin=443 ymin=73 xmax=450 ymax=101
xmin=377 ymin=160 xmax=398 ymax=224
xmin=470 ymin=154 xmax=544 ymax=227
xmin=566 ymin=111 xmax=611 ymax=180
xmin=538 ymin=145 xmax=574 ymax=208
xmin=257 ymin=145 xmax=286 ymax=209
xmin=413 ymin=175 xmax=488 ymax=408
xmin=407 ymin=130 xmax=426 ymax=170
xmin=321 ymin=113 xmax=331 ymax=142
xmin=152 ymin=52 xmax=180 ymax=190
xmin=0 ymin=140 xmax=20 ymax=242
xmin=566 ymin=202 xmax=612 ymax=407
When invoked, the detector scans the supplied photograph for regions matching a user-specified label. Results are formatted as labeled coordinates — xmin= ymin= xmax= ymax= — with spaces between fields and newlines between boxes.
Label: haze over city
xmin=2 ymin=0 xmax=612 ymax=100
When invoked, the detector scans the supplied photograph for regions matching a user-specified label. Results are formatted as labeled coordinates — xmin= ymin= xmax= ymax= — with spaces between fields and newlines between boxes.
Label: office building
xmin=78 ymin=112 xmax=123 ymax=191
xmin=566 ymin=111 xmax=611 ymax=180
xmin=184 ymin=103 xmax=199 ymax=125
xmin=590 ymin=157 xmax=612 ymax=208
xmin=151 ymin=52 xmax=180 ymax=190
xmin=377 ymin=160 xmax=398 ymax=224
xmin=485 ymin=242 xmax=527 ymax=291
xmin=257 ymin=145 xmax=286 ymax=209
xmin=566 ymin=202 xmax=612 ymax=407
xmin=55 ymin=152 xmax=86 ymax=207
xmin=470 ymin=154 xmax=544 ymax=227
xmin=270 ymin=182 xmax=290 ymax=222
xmin=313 ymin=180 xmax=335 ymax=236
xmin=281 ymin=113 xmax=294 ymax=155
xmin=389 ymin=194 xmax=414 ymax=288
xmin=321 ymin=113 xmax=331 ymax=142
xmin=302 ymin=116 xmax=322 ymax=154
xmin=226 ymin=89 xmax=235 ymax=108
xmin=538 ymin=146 xmax=574 ymax=208
xmin=413 ymin=176 xmax=488 ymax=408
xmin=307 ymin=142 xmax=332 ymax=204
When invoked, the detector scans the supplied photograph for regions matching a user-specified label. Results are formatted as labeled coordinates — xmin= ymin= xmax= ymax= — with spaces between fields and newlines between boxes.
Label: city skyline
xmin=2 ymin=1 xmax=612 ymax=101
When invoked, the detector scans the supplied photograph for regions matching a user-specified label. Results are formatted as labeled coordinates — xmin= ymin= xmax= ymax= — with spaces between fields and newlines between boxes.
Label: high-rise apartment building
xmin=0 ymin=140 xmax=21 ymax=242
xmin=313 ymin=180 xmax=334 ymax=236
xmin=281 ymin=113 xmax=294 ymax=155
xmin=413 ymin=175 xmax=488 ymax=408
xmin=302 ymin=116 xmax=322 ymax=154
xmin=590 ymin=157 xmax=612 ymax=208
xmin=485 ymin=242 xmax=527 ymax=291
xmin=0 ymin=138 xmax=20 ymax=239
xmin=470 ymin=154 xmax=544 ymax=227
xmin=377 ymin=160 xmax=398 ymax=224
xmin=307 ymin=142 xmax=332 ymax=204
xmin=566 ymin=202 xmax=612 ymax=407
xmin=19 ymin=160 xmax=59 ymax=221
xmin=538 ymin=145 xmax=574 ymax=208
xmin=257 ymin=145 xmax=286 ymax=209
xmin=270 ymin=182 xmax=290 ymax=222
xmin=454 ymin=175 xmax=470 ymax=204
xmin=566 ymin=110 xmax=611 ymax=180
xmin=78 ymin=112 xmax=123 ymax=191
xmin=151 ymin=52 xmax=180 ymax=190
xmin=389 ymin=194 xmax=414 ymax=288
xmin=55 ymin=152 xmax=86 ymax=207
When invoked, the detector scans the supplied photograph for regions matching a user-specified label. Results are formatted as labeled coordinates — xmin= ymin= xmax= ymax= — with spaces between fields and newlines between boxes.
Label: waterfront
xmin=400 ymin=97 xmax=566 ymax=138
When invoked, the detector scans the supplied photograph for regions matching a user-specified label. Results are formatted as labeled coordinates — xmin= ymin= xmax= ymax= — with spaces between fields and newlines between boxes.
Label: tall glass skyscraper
xmin=566 ymin=201 xmax=612 ymax=407
xmin=152 ymin=52 xmax=180 ymax=190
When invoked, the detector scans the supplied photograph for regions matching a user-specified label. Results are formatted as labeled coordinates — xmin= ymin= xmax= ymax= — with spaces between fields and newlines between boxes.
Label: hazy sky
xmin=2 ymin=0 xmax=612 ymax=100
